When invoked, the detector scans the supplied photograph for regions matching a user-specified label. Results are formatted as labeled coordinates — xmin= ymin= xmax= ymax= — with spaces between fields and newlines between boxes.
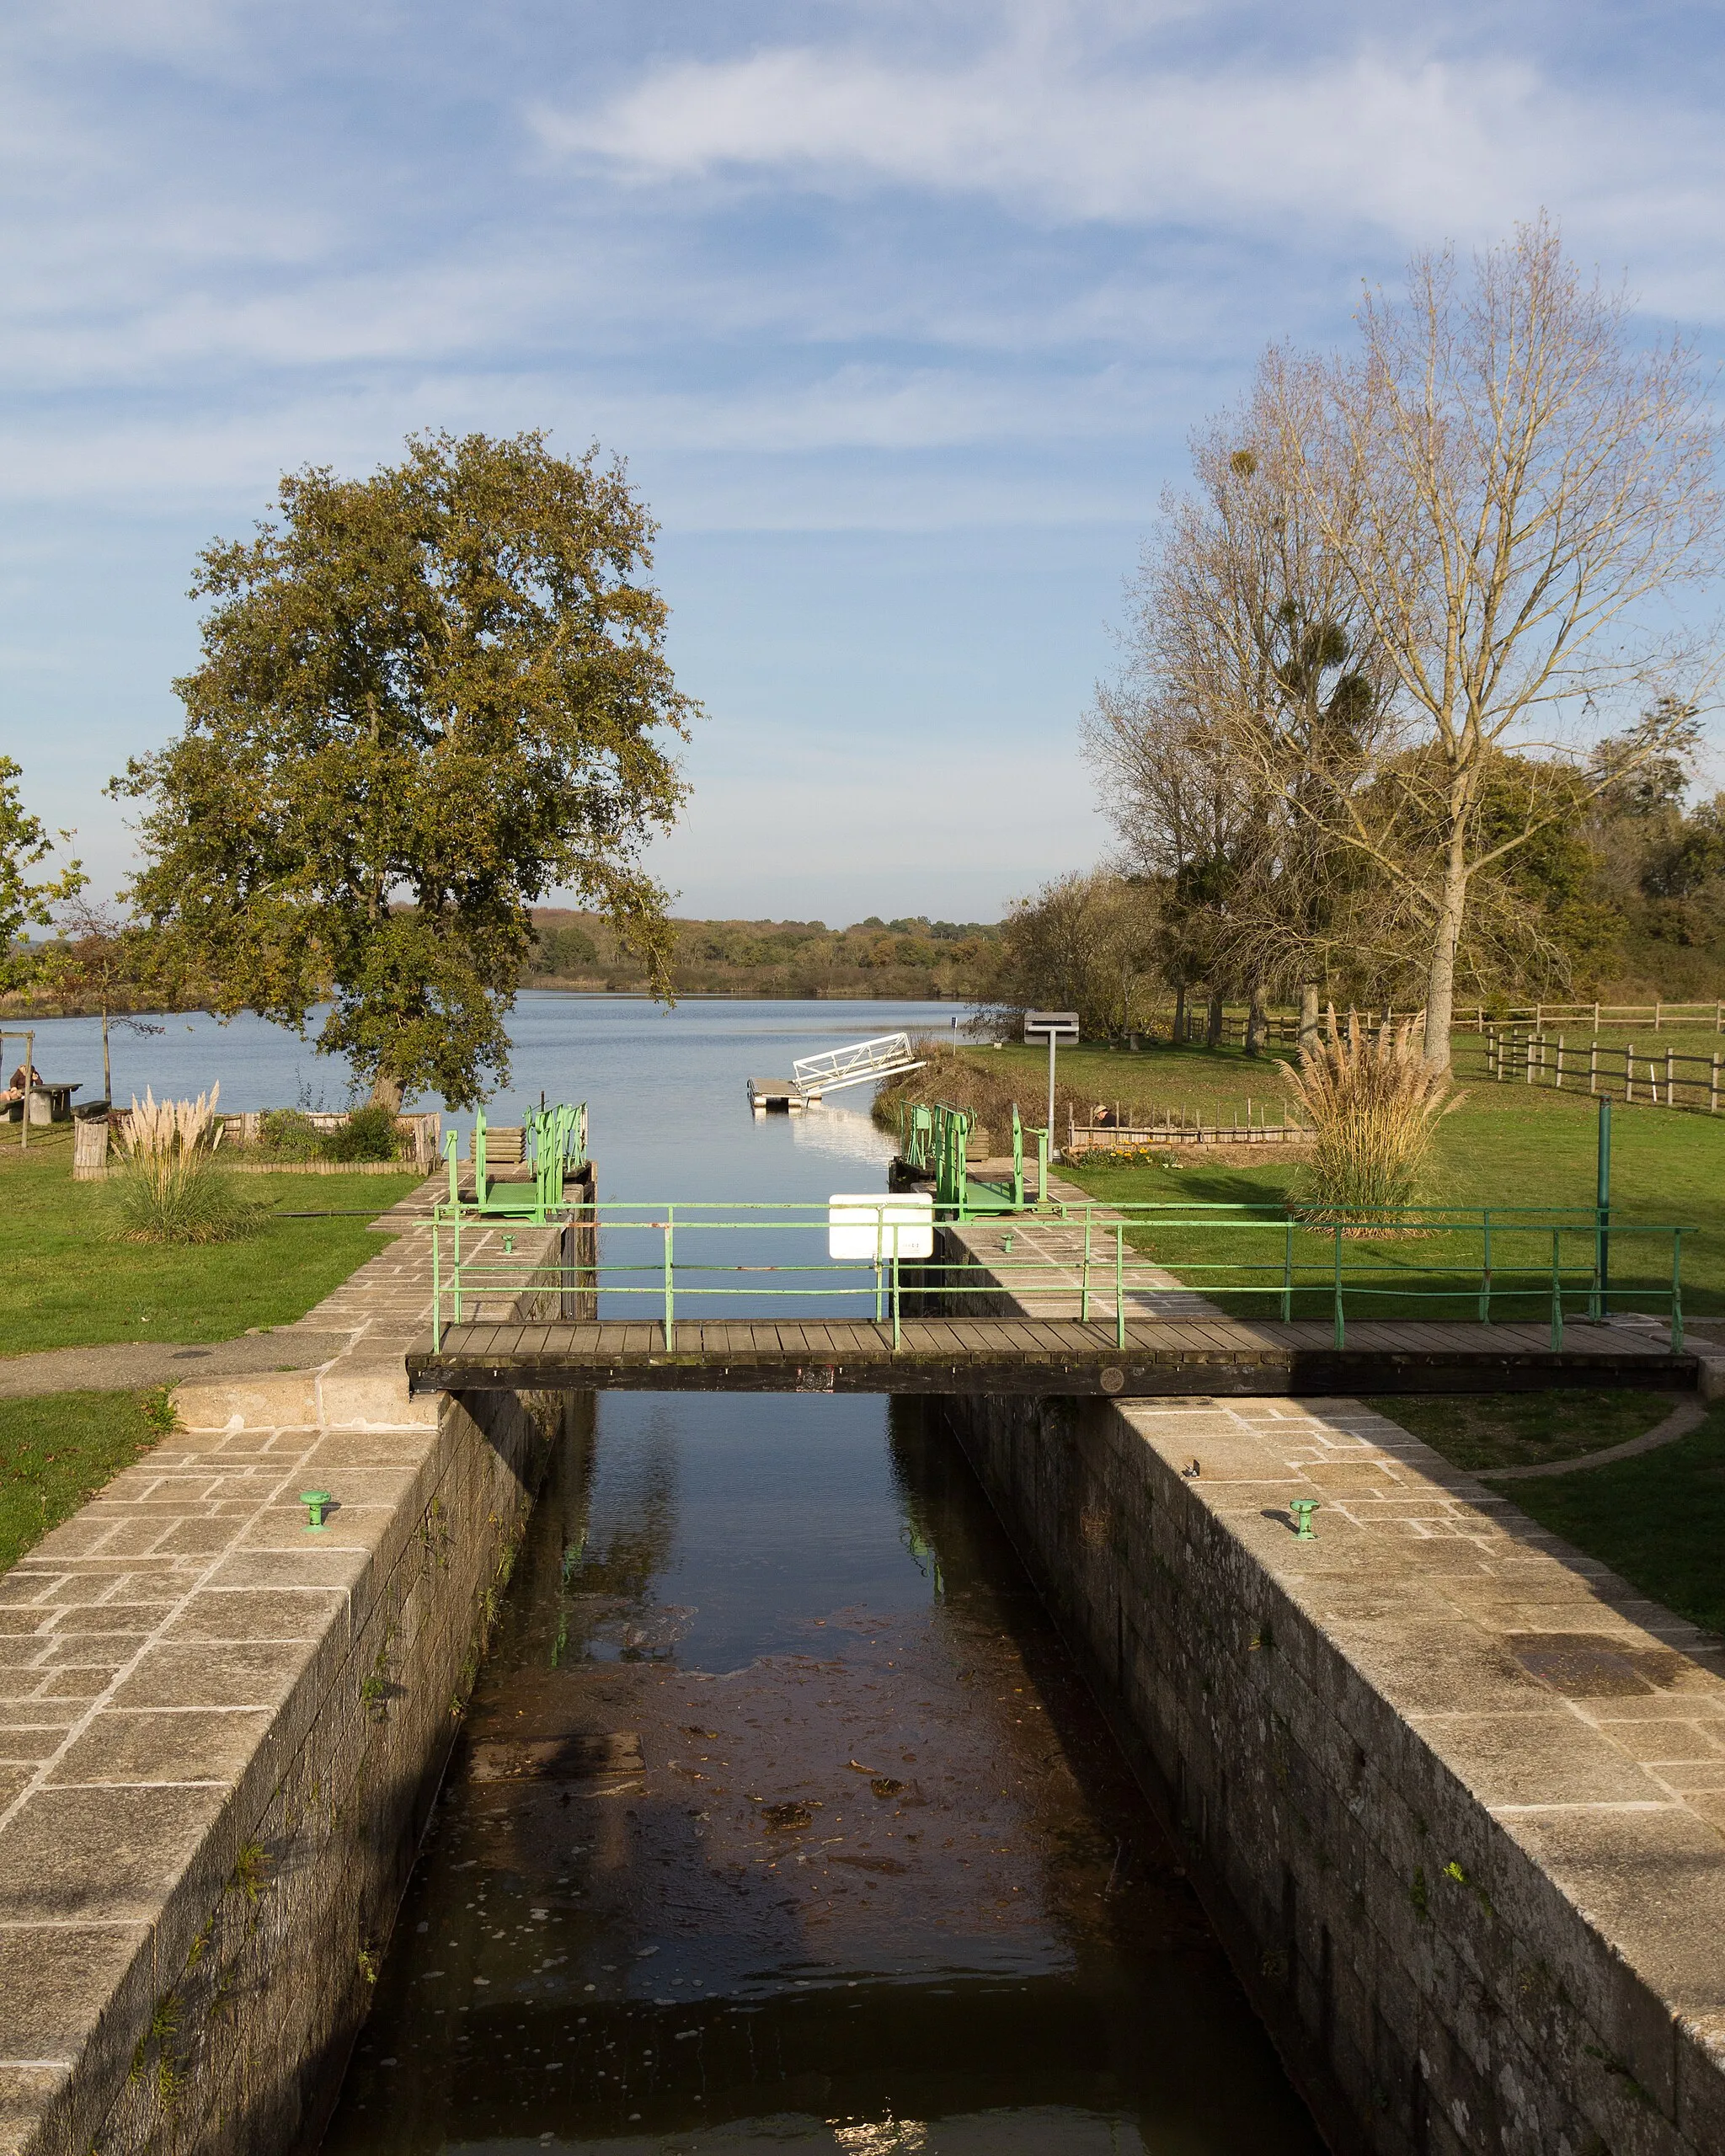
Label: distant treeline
xmin=524 ymin=912 xmax=1001 ymax=999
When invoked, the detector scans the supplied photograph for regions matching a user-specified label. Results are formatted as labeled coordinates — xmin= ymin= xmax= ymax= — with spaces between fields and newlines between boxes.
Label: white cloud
xmin=533 ymin=27 xmax=1725 ymax=280
xmin=534 ymin=44 xmax=1545 ymax=235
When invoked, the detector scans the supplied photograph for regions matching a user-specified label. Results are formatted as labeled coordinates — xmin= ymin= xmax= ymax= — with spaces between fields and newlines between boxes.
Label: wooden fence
xmin=1482 ymin=1030 xmax=1723 ymax=1116
xmin=1123 ymin=1000 xmax=1724 ymax=1050
xmin=74 ymin=1107 xmax=442 ymax=1178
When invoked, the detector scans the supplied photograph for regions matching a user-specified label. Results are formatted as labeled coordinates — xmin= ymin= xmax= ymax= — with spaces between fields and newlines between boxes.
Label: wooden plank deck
xmin=408 ymin=1315 xmax=1696 ymax=1398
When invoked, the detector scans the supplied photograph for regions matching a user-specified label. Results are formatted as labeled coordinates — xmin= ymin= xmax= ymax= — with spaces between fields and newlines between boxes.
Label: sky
xmin=3 ymin=0 xmax=1724 ymax=926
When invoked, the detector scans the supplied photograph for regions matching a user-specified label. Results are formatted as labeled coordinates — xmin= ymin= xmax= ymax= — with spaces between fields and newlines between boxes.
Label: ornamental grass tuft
xmin=110 ymin=1083 xmax=264 ymax=1246
xmin=1279 ymin=1009 xmax=1462 ymax=1235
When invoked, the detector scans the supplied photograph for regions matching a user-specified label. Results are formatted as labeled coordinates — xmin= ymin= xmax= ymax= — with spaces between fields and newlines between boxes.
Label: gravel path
xmin=0 ymin=1331 xmax=355 ymax=1399
xmin=1476 ymin=1393 xmax=1710 ymax=1481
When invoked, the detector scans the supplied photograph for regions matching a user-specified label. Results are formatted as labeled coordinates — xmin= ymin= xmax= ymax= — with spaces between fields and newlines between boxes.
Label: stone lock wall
xmin=0 ymin=1199 xmax=576 ymax=2156
xmin=945 ymin=1386 xmax=1725 ymax=2156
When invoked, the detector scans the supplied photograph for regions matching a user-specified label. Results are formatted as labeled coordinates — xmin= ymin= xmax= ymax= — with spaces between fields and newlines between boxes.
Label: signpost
xmin=1023 ymin=1011 xmax=1079 ymax=1161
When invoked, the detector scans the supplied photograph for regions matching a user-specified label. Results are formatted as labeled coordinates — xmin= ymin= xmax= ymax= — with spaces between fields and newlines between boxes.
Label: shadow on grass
xmin=1490 ymin=1406 xmax=1725 ymax=1641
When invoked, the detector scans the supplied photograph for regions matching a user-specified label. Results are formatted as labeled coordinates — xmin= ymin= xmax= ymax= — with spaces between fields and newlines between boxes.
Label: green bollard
xmin=1290 ymin=1498 xmax=1319 ymax=1541
xmin=301 ymin=1490 xmax=334 ymax=1531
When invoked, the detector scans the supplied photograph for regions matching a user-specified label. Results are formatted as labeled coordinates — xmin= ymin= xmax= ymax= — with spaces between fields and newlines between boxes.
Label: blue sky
xmin=3 ymin=1 xmax=1723 ymax=924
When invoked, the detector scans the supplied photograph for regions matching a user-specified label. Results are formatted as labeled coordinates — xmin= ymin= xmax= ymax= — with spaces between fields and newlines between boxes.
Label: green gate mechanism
xmin=444 ymin=1100 xmax=589 ymax=1225
xmin=899 ymin=1100 xmax=1052 ymax=1219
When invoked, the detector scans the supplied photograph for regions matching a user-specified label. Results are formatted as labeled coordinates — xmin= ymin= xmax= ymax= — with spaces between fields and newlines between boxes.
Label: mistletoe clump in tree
xmin=116 ymin=431 xmax=696 ymax=1109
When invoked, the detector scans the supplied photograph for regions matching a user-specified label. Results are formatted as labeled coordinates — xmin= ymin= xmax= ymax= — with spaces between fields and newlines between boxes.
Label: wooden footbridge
xmin=407 ymin=1311 xmax=1697 ymax=1398
xmin=409 ymin=1185 xmax=1700 ymax=1401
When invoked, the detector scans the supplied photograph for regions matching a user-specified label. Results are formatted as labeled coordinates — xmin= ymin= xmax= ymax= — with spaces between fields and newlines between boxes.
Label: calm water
xmin=13 ymin=994 xmax=964 ymax=1194
xmin=39 ymin=993 xmax=1316 ymax=2149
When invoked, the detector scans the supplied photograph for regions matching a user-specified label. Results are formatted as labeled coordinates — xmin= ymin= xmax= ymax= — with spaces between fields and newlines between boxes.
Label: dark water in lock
xmin=321 ymin=1390 xmax=1323 ymax=2155
xmin=282 ymin=995 xmax=1322 ymax=2153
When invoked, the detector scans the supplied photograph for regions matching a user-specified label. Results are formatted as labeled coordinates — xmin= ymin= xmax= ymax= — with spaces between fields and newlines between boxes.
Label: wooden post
xmin=1594 ymin=1001 xmax=1600 ymax=1030
xmin=1712 ymin=1052 xmax=1720 ymax=1114
xmin=72 ymin=1115 xmax=109 ymax=1179
xmin=1556 ymin=1035 xmax=1564 ymax=1089
xmin=1655 ymin=1000 xmax=1663 ymax=1032
xmin=1666 ymin=1047 xmax=1674 ymax=1106
xmin=1626 ymin=1043 xmax=1634 ymax=1102
xmin=1589 ymin=1038 xmax=1599 ymax=1095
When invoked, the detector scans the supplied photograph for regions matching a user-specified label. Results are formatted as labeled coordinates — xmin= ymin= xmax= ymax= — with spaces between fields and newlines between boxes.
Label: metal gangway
xmin=791 ymin=1031 xmax=925 ymax=1099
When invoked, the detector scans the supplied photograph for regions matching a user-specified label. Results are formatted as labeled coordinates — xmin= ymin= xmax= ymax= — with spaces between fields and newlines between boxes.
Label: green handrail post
xmin=1081 ymin=1214 xmax=1092 ymax=1324
xmin=663 ymin=1206 xmax=674 ymax=1351
xmin=891 ymin=1245 xmax=901 ymax=1351
xmin=1114 ymin=1223 xmax=1126 ymax=1350
xmin=1479 ymin=1212 xmax=1492 ymax=1324
xmin=1595 ymin=1095 xmax=1612 ymax=1320
xmin=1670 ymin=1230 xmax=1685 ymax=1355
xmin=1332 ymin=1221 xmax=1344 ymax=1348
xmin=1549 ymin=1226 xmax=1563 ymax=1351
xmin=430 ymin=1215 xmax=442 ymax=1349
xmin=1281 ymin=1215 xmax=1294 ymax=1322
xmin=451 ymin=1205 xmax=462 ymax=1327
xmin=1011 ymin=1103 xmax=1024 ymax=1210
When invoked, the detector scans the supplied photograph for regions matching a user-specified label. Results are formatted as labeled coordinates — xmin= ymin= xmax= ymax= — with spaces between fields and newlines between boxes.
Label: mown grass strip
xmin=3 ymin=1129 xmax=421 ymax=1356
xmin=0 ymin=1388 xmax=174 ymax=1575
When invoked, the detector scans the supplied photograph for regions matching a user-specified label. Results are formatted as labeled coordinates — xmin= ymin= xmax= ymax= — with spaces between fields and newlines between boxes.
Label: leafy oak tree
xmin=0 ymin=757 xmax=83 ymax=990
xmin=115 ymin=431 xmax=696 ymax=1109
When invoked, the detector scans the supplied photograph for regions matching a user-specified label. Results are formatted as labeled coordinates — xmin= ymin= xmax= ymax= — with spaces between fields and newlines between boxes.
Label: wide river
xmin=30 ymin=995 xmax=1323 ymax=2152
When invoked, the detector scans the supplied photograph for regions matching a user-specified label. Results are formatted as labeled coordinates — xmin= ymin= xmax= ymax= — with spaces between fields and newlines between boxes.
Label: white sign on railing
xmin=827 ymin=1192 xmax=934 ymax=1261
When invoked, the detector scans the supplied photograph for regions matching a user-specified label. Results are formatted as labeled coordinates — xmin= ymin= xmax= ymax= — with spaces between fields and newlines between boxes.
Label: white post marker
xmin=1023 ymin=1011 xmax=1079 ymax=1164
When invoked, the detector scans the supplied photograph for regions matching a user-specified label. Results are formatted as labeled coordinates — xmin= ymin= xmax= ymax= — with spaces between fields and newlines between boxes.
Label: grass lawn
xmin=999 ymin=1039 xmax=1725 ymax=1320
xmin=2 ymin=1125 xmax=422 ymax=1355
xmin=0 ymin=1390 xmax=173 ymax=1573
xmin=1365 ymin=1389 xmax=1674 ymax=1472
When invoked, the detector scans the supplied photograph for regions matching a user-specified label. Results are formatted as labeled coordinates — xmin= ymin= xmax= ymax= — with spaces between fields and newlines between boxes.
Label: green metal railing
xmin=426 ymin=1197 xmax=1689 ymax=1357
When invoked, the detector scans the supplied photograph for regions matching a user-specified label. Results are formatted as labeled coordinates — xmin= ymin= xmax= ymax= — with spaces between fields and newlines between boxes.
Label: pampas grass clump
xmin=1279 ymin=1010 xmax=1461 ymax=1235
xmin=111 ymin=1084 xmax=264 ymax=1245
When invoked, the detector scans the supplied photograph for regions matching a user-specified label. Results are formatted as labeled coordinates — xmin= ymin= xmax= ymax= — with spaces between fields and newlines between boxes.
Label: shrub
xmin=1279 ymin=1010 xmax=1461 ymax=1235
xmin=257 ymin=1108 xmax=323 ymax=1161
xmin=322 ymin=1104 xmax=402 ymax=1161
xmin=871 ymin=1038 xmax=1099 ymax=1145
xmin=111 ymin=1085 xmax=265 ymax=1245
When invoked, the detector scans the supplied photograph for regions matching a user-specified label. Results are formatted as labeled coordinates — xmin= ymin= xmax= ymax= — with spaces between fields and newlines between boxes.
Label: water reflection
xmin=788 ymin=1105 xmax=899 ymax=1168
xmin=321 ymin=1396 xmax=1322 ymax=2154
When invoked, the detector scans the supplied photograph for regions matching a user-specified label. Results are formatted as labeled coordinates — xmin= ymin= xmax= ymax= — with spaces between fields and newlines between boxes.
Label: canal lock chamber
xmin=320 ymin=1385 xmax=1327 ymax=2155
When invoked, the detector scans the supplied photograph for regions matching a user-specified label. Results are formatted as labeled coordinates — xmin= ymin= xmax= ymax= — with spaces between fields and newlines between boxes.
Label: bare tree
xmin=1087 ymin=369 xmax=1396 ymax=1037
xmin=1268 ymin=216 xmax=1722 ymax=1068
